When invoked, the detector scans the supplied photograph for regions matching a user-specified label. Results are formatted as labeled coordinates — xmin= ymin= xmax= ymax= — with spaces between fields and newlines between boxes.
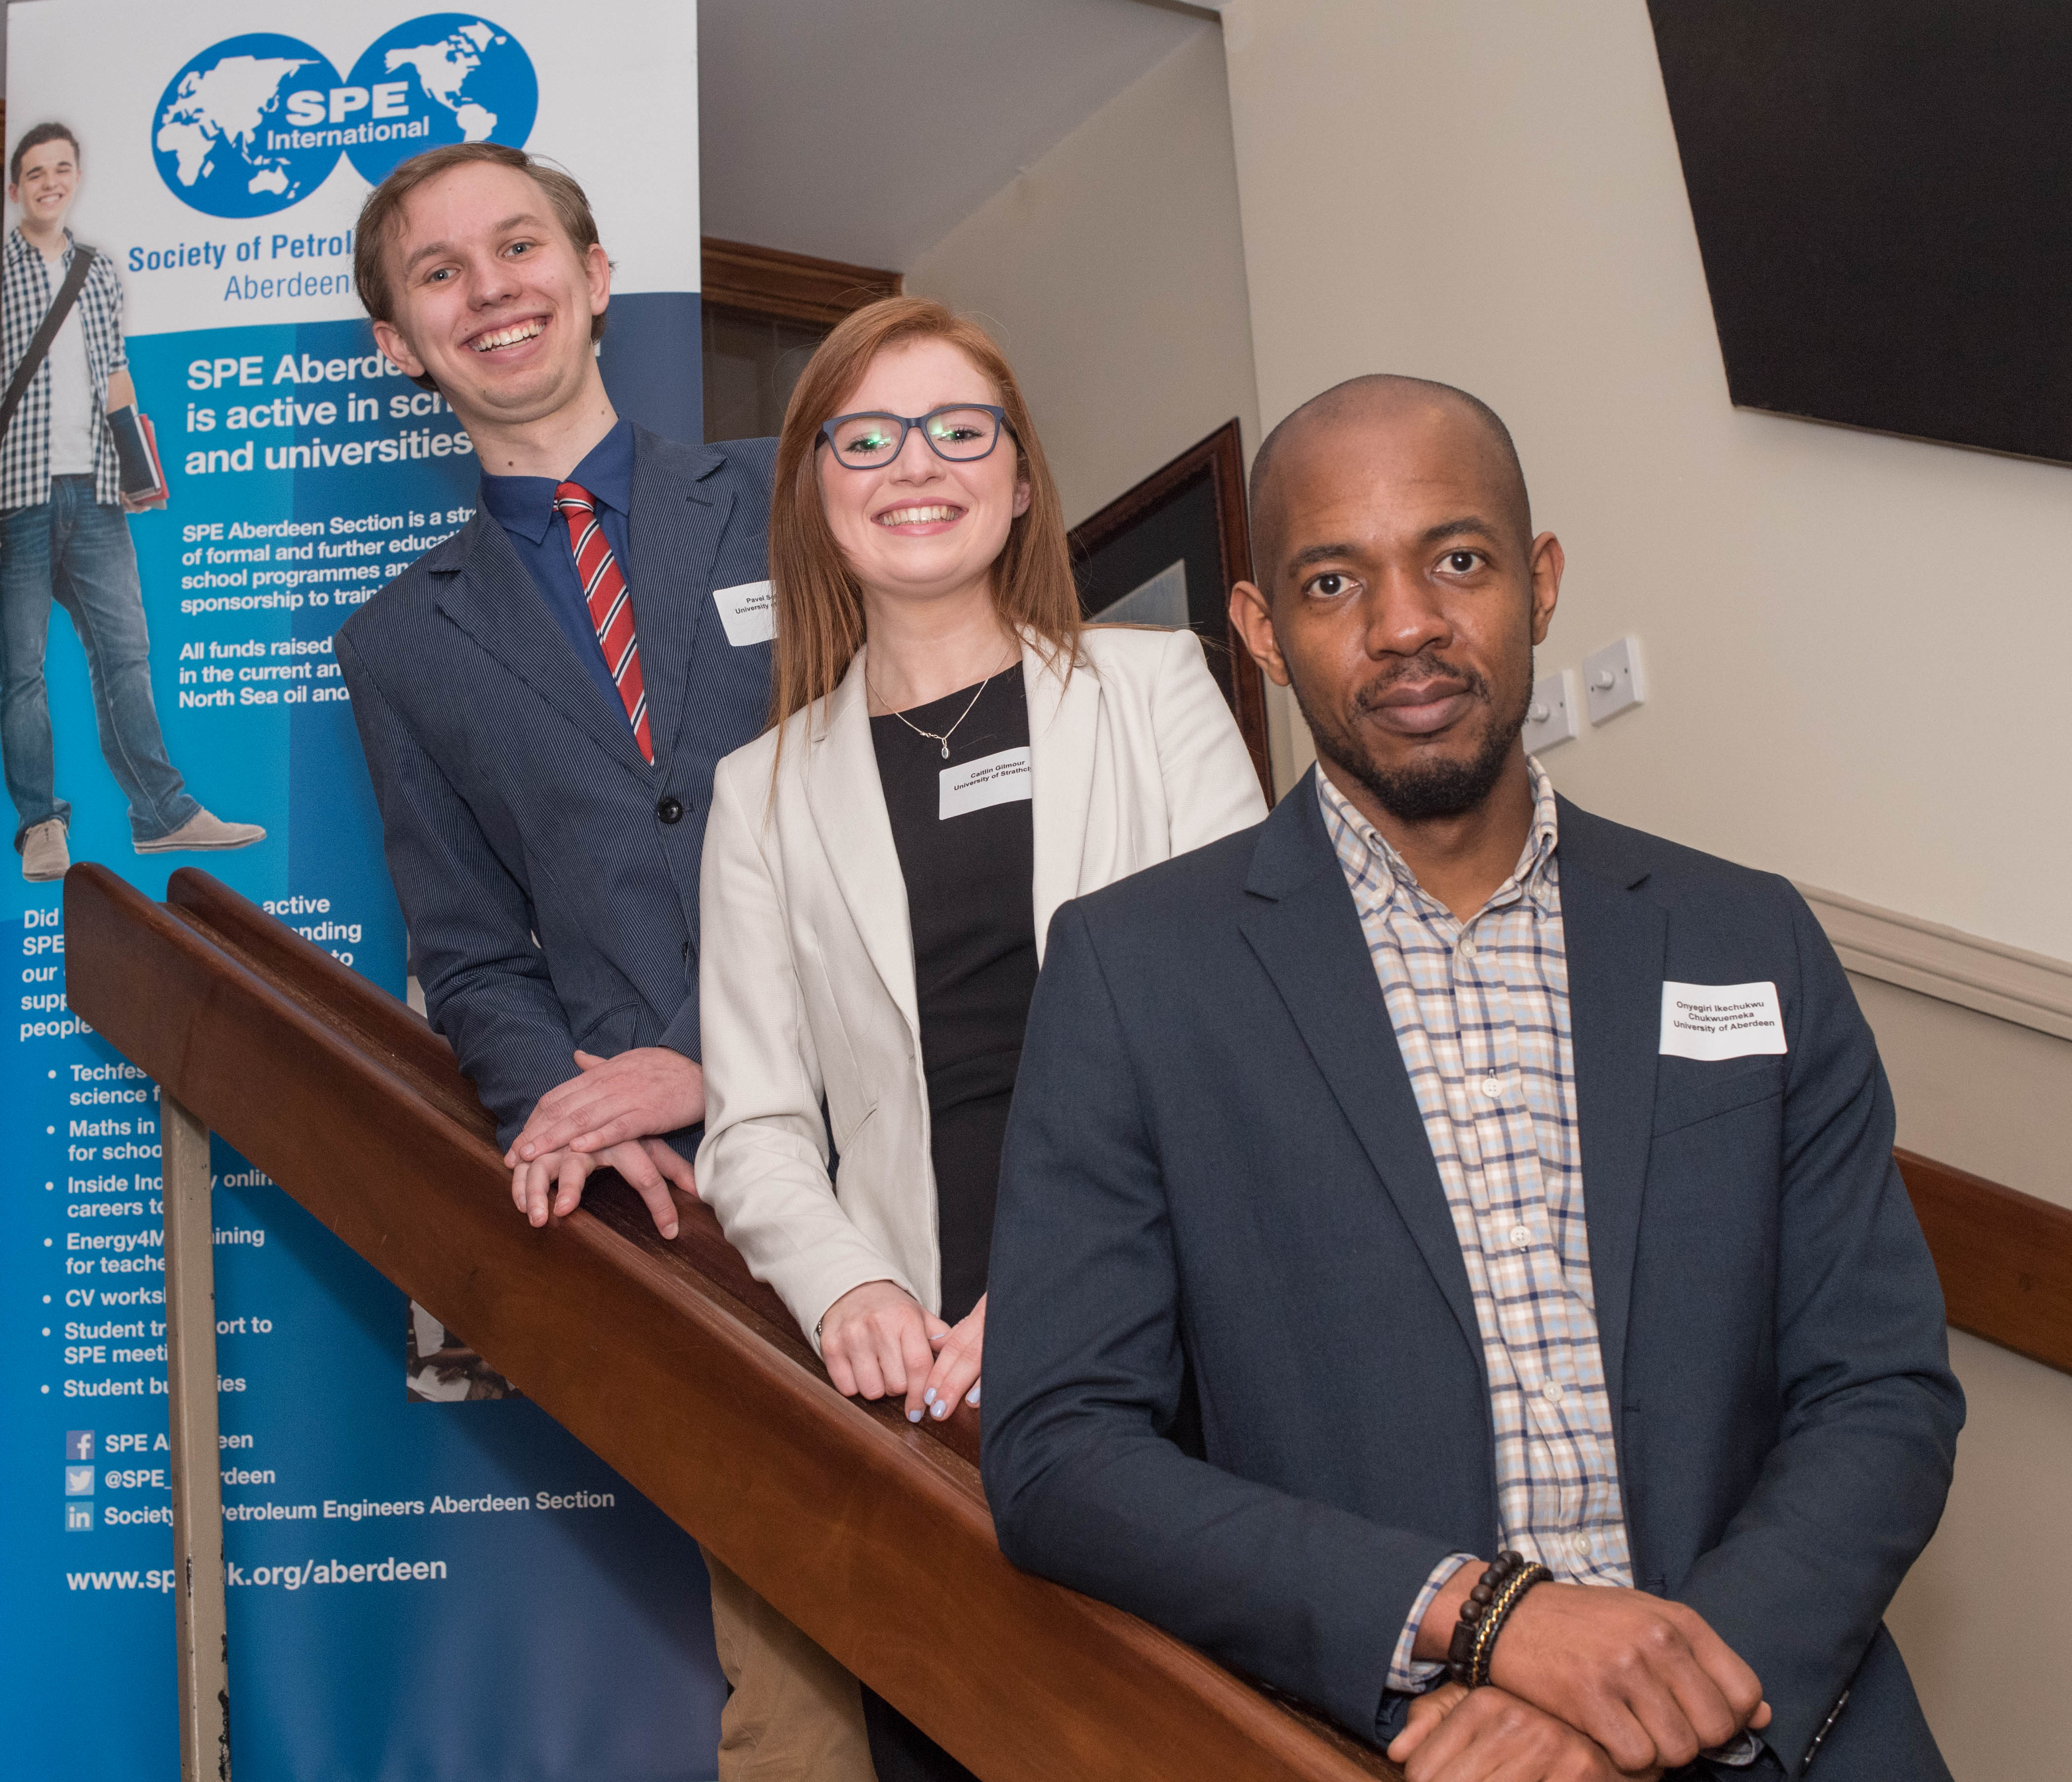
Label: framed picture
xmin=1068 ymin=419 xmax=1272 ymax=797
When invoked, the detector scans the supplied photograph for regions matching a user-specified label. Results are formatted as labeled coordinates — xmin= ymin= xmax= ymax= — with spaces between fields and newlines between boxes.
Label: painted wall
xmin=903 ymin=28 xmax=1306 ymax=781
xmin=1218 ymin=0 xmax=2072 ymax=962
xmin=1215 ymin=3 xmax=2069 ymax=1772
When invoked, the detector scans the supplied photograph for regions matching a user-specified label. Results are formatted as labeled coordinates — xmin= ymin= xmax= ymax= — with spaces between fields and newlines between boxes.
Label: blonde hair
xmin=767 ymin=297 xmax=1079 ymax=732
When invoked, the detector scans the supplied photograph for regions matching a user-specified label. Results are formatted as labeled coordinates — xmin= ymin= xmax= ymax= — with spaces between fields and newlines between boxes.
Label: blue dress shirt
xmin=476 ymin=418 xmax=636 ymax=708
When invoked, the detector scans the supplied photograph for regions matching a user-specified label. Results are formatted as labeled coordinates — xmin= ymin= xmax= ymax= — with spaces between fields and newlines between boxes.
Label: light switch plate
xmin=1581 ymin=636 xmax=1646 ymax=724
xmin=1522 ymin=668 xmax=1578 ymax=754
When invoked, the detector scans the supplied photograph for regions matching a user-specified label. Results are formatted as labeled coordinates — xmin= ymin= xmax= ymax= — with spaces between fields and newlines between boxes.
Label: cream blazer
xmin=695 ymin=625 xmax=1268 ymax=1346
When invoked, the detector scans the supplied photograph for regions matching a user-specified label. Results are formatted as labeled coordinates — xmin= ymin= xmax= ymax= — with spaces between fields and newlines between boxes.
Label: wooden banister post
xmin=162 ymin=1091 xmax=231 ymax=1782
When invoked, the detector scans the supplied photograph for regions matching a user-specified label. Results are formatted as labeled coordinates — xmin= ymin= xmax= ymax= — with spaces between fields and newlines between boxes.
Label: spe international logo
xmin=153 ymin=14 xmax=538 ymax=218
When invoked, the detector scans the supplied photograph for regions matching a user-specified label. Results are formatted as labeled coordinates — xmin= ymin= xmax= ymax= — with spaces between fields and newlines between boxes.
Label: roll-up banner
xmin=1 ymin=4 xmax=726 ymax=1776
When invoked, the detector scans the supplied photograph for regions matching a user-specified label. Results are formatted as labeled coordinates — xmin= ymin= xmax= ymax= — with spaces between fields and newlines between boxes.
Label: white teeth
xmin=877 ymin=505 xmax=958 ymax=526
xmin=472 ymin=320 xmax=543 ymax=351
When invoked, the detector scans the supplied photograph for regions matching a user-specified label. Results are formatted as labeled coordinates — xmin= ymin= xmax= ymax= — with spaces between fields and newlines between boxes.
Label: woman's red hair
xmin=767 ymin=297 xmax=1079 ymax=731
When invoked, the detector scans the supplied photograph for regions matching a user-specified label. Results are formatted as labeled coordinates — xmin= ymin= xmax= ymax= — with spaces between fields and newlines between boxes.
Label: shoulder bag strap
xmin=0 ymin=243 xmax=97 ymax=444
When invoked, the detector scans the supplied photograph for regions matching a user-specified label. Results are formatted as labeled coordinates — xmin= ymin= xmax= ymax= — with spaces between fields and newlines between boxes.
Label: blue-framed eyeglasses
xmin=817 ymin=404 xmax=1013 ymax=469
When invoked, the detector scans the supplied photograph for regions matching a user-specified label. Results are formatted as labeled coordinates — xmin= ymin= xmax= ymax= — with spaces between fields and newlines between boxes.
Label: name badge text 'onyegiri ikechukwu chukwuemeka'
xmin=939 ymin=746 xmax=1033 ymax=820
xmin=714 ymin=579 xmax=775 ymax=646
xmin=1658 ymin=980 xmax=1789 ymax=1060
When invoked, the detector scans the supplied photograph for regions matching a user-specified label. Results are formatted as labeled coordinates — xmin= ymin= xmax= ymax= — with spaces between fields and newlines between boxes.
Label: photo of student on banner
xmin=0 ymin=121 xmax=263 ymax=882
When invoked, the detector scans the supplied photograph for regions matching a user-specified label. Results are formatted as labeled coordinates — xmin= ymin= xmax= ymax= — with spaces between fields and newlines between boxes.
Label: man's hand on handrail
xmin=1413 ymin=1566 xmax=1768 ymax=1774
xmin=1387 ymin=1682 xmax=1665 ymax=1782
xmin=507 ymin=1047 xmax=706 ymax=1163
xmin=509 ymin=1135 xmax=695 ymax=1240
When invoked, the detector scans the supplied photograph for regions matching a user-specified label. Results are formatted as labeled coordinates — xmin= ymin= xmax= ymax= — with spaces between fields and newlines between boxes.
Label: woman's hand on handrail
xmin=921 ymin=1294 xmax=983 ymax=1423
xmin=818 ymin=1279 xmax=950 ymax=1423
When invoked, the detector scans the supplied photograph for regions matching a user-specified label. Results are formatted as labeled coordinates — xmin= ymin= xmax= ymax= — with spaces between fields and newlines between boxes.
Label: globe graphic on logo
xmin=345 ymin=14 xmax=538 ymax=185
xmin=152 ymin=34 xmax=343 ymax=218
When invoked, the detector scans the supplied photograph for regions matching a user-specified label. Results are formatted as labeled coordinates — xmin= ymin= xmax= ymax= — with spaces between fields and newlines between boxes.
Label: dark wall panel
xmin=1649 ymin=0 xmax=2072 ymax=462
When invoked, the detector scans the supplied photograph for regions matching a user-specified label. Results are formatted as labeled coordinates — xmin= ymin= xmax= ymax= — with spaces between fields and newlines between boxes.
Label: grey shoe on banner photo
xmin=20 ymin=819 xmax=68 ymax=882
xmin=133 ymin=809 xmax=267 ymax=854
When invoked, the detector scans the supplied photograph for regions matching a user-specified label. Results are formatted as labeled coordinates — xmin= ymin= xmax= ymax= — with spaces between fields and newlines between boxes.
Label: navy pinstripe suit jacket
xmin=335 ymin=427 xmax=778 ymax=1152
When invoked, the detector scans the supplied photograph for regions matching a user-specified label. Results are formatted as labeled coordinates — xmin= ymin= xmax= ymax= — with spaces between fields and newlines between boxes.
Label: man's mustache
xmin=1349 ymin=653 xmax=1490 ymax=714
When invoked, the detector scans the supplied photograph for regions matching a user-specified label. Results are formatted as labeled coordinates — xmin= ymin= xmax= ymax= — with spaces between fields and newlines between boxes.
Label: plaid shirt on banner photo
xmin=0 ymin=226 xmax=128 ymax=512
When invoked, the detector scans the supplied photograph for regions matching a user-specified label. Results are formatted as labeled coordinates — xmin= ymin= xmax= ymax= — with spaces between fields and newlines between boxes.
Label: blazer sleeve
xmin=1151 ymin=628 xmax=1270 ymax=848
xmin=1672 ymin=887 xmax=1963 ymax=1775
xmin=983 ymin=897 xmax=1457 ymax=1744
xmin=694 ymin=754 xmax=927 ymax=1344
xmin=335 ymin=629 xmax=580 ymax=1145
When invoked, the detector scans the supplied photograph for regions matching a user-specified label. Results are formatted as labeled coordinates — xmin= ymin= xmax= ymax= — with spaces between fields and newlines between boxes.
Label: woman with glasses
xmin=695 ymin=296 xmax=1265 ymax=1778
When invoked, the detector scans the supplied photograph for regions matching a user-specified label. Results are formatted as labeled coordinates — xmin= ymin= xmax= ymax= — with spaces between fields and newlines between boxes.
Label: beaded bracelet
xmin=1445 ymin=1552 xmax=1553 ymax=1688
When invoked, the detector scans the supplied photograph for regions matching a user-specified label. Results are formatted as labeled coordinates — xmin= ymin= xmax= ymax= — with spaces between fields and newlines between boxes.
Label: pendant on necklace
xmin=939 ymin=742 xmax=949 ymax=759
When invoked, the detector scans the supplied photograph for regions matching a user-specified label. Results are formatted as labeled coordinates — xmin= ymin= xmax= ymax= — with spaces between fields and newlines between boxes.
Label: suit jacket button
xmin=657 ymin=796 xmax=684 ymax=825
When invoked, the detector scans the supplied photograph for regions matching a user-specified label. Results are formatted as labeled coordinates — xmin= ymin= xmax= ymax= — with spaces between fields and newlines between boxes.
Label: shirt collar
xmin=1318 ymin=755 xmax=1562 ymax=921
xmin=7 ymin=226 xmax=73 ymax=270
xmin=477 ymin=417 xmax=636 ymax=545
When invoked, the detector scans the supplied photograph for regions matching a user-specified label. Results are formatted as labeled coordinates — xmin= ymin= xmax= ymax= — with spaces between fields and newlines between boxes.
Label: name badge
xmin=939 ymin=746 xmax=1032 ymax=821
xmin=1659 ymin=981 xmax=1787 ymax=1060
xmin=713 ymin=579 xmax=775 ymax=647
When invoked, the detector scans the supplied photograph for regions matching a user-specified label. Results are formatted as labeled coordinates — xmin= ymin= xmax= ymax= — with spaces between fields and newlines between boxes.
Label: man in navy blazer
xmin=983 ymin=377 xmax=1961 ymax=1781
xmin=334 ymin=144 xmax=876 ymax=1781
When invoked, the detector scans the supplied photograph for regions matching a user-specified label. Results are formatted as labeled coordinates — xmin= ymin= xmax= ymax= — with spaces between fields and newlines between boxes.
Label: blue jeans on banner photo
xmin=0 ymin=474 xmax=199 ymax=849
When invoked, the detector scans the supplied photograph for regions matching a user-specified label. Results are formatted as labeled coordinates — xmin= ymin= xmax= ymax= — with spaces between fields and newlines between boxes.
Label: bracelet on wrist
xmin=1445 ymin=1551 xmax=1552 ymax=1688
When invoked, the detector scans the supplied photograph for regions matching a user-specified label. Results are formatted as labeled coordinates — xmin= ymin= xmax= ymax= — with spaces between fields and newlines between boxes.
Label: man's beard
xmin=1291 ymin=650 xmax=1531 ymax=822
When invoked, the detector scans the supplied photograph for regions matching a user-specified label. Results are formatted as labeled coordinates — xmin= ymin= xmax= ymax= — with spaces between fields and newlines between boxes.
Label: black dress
xmin=868 ymin=665 xmax=1038 ymax=1325
xmin=858 ymin=666 xmax=1035 ymax=1782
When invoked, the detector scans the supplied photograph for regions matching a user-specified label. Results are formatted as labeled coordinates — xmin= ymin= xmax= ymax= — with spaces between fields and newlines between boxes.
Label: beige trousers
xmin=702 ymin=1545 xmax=878 ymax=1782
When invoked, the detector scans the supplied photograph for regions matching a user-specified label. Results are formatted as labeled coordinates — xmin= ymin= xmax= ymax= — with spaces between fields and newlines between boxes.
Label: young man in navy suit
xmin=335 ymin=143 xmax=875 ymax=1782
xmin=983 ymin=377 xmax=1962 ymax=1781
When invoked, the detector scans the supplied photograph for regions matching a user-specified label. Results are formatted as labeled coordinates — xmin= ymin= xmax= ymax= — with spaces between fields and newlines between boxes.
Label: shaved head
xmin=1249 ymin=375 xmax=1529 ymax=585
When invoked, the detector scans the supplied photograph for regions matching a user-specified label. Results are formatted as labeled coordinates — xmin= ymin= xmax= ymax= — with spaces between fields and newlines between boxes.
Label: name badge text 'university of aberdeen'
xmin=713 ymin=580 xmax=775 ymax=646
xmin=1658 ymin=980 xmax=1788 ymax=1060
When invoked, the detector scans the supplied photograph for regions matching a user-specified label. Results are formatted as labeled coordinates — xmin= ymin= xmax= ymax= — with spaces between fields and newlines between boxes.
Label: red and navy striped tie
xmin=553 ymin=481 xmax=652 ymax=762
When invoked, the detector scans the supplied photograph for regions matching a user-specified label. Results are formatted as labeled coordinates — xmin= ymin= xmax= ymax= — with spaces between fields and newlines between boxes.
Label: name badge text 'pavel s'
xmin=940 ymin=746 xmax=1032 ymax=821
xmin=713 ymin=580 xmax=775 ymax=646
xmin=1658 ymin=980 xmax=1788 ymax=1060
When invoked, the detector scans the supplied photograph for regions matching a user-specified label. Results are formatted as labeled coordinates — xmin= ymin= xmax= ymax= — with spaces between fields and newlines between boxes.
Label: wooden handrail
xmin=1897 ymin=1149 xmax=2072 ymax=1377
xmin=64 ymin=865 xmax=1398 ymax=1782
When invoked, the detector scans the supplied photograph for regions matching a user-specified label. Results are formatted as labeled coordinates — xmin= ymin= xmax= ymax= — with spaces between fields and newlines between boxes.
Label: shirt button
xmin=1481 ymin=1075 xmax=1502 ymax=1099
xmin=656 ymin=796 xmax=684 ymax=825
xmin=1541 ymin=1380 xmax=1565 ymax=1404
xmin=1509 ymin=1224 xmax=1532 ymax=1247
xmin=1458 ymin=935 xmax=1478 ymax=960
xmin=1571 ymin=1532 xmax=1593 ymax=1556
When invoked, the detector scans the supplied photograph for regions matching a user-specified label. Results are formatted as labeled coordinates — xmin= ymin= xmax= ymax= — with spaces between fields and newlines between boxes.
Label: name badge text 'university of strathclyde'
xmin=1659 ymin=980 xmax=1788 ymax=1060
xmin=940 ymin=746 xmax=1032 ymax=820
xmin=713 ymin=580 xmax=775 ymax=646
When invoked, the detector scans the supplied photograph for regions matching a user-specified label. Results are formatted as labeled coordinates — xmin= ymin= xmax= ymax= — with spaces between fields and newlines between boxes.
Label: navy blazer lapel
xmin=626 ymin=430 xmax=731 ymax=768
xmin=1236 ymin=775 xmax=1484 ymax=1367
xmin=1554 ymin=797 xmax=1667 ymax=1419
xmin=431 ymin=511 xmax=653 ymax=782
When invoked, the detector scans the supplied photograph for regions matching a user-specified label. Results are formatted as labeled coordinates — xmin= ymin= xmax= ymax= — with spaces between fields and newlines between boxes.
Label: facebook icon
xmin=65 ymin=1430 xmax=92 ymax=1461
xmin=65 ymin=1503 xmax=92 ymax=1532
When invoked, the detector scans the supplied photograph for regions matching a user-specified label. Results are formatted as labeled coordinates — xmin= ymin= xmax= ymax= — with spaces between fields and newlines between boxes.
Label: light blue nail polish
xmin=923 ymin=1387 xmax=937 ymax=1406
xmin=906 ymin=1406 xmax=922 ymax=1424
xmin=965 ymin=1387 xmax=981 ymax=1406
xmin=931 ymin=1400 xmax=948 ymax=1419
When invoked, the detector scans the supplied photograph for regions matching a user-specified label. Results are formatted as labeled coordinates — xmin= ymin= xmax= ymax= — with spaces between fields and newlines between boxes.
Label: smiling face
xmin=1232 ymin=394 xmax=1561 ymax=824
xmin=368 ymin=159 xmax=608 ymax=432
xmin=816 ymin=336 xmax=1031 ymax=615
xmin=10 ymin=137 xmax=79 ymax=234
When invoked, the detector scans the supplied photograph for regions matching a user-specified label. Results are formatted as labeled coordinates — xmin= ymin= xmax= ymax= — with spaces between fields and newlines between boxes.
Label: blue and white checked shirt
xmin=0 ymin=227 xmax=128 ymax=511
xmin=1321 ymin=764 xmax=1634 ymax=1674
xmin=1324 ymin=766 xmax=1761 ymax=1767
